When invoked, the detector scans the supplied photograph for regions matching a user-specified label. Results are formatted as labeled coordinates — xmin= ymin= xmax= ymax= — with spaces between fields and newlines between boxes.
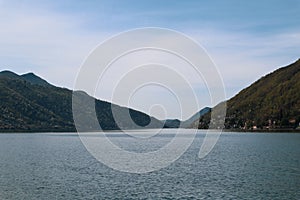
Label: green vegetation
xmin=0 ymin=71 xmax=162 ymax=132
xmin=197 ymin=59 xmax=300 ymax=131
xmin=1 ymin=58 xmax=299 ymax=132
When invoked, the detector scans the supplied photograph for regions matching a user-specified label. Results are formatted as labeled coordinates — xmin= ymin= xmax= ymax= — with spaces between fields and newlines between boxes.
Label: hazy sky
xmin=1 ymin=0 xmax=300 ymax=119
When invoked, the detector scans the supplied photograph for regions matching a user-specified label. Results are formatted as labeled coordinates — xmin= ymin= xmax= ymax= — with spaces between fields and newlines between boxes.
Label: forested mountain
xmin=0 ymin=71 xmax=163 ymax=132
xmin=197 ymin=59 xmax=300 ymax=131
xmin=2 ymin=58 xmax=299 ymax=132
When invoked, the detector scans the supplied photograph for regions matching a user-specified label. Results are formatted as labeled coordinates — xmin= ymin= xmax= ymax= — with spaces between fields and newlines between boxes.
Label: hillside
xmin=182 ymin=107 xmax=211 ymax=127
xmin=0 ymin=71 xmax=163 ymax=132
xmin=197 ymin=59 xmax=300 ymax=131
xmin=162 ymin=107 xmax=211 ymax=128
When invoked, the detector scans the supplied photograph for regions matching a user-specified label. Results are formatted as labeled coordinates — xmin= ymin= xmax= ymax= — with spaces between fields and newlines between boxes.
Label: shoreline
xmin=1 ymin=128 xmax=300 ymax=133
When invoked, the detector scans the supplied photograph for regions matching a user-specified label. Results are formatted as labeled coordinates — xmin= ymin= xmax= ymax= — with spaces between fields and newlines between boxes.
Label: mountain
xmin=196 ymin=59 xmax=300 ymax=131
xmin=163 ymin=119 xmax=181 ymax=128
xmin=0 ymin=70 xmax=20 ymax=79
xmin=163 ymin=107 xmax=211 ymax=128
xmin=0 ymin=71 xmax=51 ymax=87
xmin=21 ymin=72 xmax=52 ymax=87
xmin=0 ymin=71 xmax=163 ymax=132
xmin=182 ymin=107 xmax=211 ymax=127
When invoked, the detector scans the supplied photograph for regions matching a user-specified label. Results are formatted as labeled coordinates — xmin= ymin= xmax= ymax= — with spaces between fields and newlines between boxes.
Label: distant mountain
xmin=0 ymin=70 xmax=20 ymax=79
xmin=0 ymin=71 xmax=163 ymax=132
xmin=182 ymin=107 xmax=211 ymax=127
xmin=196 ymin=59 xmax=300 ymax=131
xmin=3 ymin=58 xmax=299 ymax=132
xmin=21 ymin=72 xmax=52 ymax=87
xmin=163 ymin=119 xmax=181 ymax=128
xmin=163 ymin=107 xmax=211 ymax=128
xmin=0 ymin=71 xmax=51 ymax=87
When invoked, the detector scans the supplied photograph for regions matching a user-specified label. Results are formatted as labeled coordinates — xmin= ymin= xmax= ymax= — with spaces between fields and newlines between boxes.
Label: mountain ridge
xmin=163 ymin=107 xmax=211 ymax=128
xmin=2 ymin=58 xmax=299 ymax=132
xmin=21 ymin=72 xmax=52 ymax=87
xmin=0 ymin=71 xmax=163 ymax=132
xmin=196 ymin=59 xmax=300 ymax=131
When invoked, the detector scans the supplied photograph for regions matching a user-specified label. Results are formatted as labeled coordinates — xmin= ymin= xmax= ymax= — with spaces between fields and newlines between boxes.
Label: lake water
xmin=0 ymin=130 xmax=299 ymax=199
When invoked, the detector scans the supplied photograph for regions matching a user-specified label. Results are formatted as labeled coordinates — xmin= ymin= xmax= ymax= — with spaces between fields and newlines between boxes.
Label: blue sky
xmin=1 ymin=0 xmax=300 ymax=119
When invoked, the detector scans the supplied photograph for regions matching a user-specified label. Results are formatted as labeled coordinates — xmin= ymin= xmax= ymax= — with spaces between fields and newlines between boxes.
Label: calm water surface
xmin=0 ymin=130 xmax=299 ymax=199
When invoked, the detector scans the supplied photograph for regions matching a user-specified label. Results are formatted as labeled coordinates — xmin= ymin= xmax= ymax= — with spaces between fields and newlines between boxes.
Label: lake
xmin=0 ymin=130 xmax=299 ymax=199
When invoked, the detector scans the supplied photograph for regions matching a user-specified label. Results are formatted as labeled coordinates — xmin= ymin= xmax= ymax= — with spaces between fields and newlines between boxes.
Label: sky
xmin=0 ymin=0 xmax=300 ymax=120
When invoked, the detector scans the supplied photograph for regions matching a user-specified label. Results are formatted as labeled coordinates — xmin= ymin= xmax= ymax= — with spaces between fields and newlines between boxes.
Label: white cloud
xmin=0 ymin=2 xmax=110 ymax=88
xmin=188 ymin=28 xmax=300 ymax=97
xmin=0 ymin=1 xmax=299 ymax=119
